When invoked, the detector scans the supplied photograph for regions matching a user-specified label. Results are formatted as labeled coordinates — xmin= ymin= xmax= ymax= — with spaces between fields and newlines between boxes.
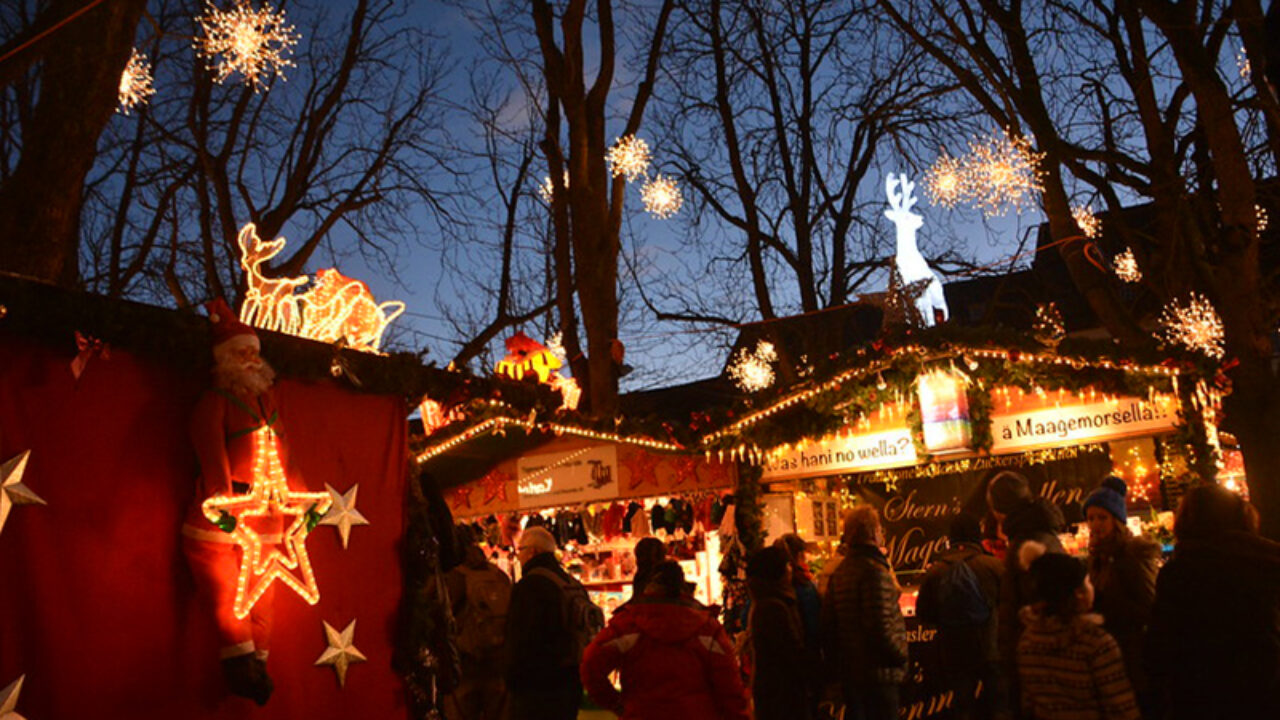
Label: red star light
xmin=621 ymin=451 xmax=661 ymax=490
xmin=669 ymin=456 xmax=699 ymax=487
xmin=480 ymin=469 xmax=511 ymax=505
xmin=450 ymin=485 xmax=474 ymax=511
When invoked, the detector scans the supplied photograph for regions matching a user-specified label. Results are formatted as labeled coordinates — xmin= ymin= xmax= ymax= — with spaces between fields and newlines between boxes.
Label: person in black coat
xmin=504 ymin=527 xmax=581 ymax=720
xmin=747 ymin=545 xmax=808 ymax=720
xmin=1146 ymin=484 xmax=1280 ymax=720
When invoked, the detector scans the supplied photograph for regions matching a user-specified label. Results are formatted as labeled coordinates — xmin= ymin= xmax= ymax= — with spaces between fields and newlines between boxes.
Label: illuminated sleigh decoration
xmin=235 ymin=223 xmax=405 ymax=353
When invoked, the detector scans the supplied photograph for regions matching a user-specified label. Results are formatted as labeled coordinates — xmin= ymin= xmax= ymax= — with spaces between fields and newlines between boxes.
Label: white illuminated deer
xmin=885 ymin=174 xmax=948 ymax=326
xmin=237 ymin=224 xmax=308 ymax=334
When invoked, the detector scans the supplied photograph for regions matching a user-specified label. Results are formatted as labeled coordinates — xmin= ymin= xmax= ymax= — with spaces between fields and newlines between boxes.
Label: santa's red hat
xmin=205 ymin=298 xmax=259 ymax=351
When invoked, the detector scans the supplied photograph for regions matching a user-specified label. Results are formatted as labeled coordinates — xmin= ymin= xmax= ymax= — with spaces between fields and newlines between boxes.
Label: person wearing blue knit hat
xmin=1083 ymin=475 xmax=1161 ymax=718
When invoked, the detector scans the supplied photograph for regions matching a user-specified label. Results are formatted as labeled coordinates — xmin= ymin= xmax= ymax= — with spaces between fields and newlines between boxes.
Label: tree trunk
xmin=0 ymin=0 xmax=147 ymax=286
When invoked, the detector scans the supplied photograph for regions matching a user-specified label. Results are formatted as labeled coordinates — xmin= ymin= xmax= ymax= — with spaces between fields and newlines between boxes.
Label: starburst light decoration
xmin=1113 ymin=247 xmax=1142 ymax=283
xmin=728 ymin=340 xmax=778 ymax=393
xmin=1158 ymin=292 xmax=1225 ymax=360
xmin=118 ymin=48 xmax=156 ymax=115
xmin=641 ymin=174 xmax=683 ymax=219
xmin=201 ymin=427 xmax=332 ymax=618
xmin=607 ymin=134 xmax=651 ymax=182
xmin=923 ymin=152 xmax=966 ymax=208
xmin=1072 ymin=205 xmax=1101 ymax=239
xmin=195 ymin=0 xmax=299 ymax=91
xmin=963 ymin=129 xmax=1046 ymax=216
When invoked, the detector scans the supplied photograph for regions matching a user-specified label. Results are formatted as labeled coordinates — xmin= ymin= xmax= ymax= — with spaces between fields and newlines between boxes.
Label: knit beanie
xmin=987 ymin=471 xmax=1032 ymax=515
xmin=1082 ymin=476 xmax=1128 ymax=523
xmin=1029 ymin=552 xmax=1087 ymax=608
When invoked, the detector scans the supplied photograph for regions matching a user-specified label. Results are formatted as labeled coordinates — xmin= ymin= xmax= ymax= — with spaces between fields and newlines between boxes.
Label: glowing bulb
xmin=118 ymin=48 xmax=155 ymax=114
xmin=641 ymin=174 xmax=682 ymax=219
xmin=607 ymin=135 xmax=651 ymax=182
xmin=195 ymin=0 xmax=299 ymax=91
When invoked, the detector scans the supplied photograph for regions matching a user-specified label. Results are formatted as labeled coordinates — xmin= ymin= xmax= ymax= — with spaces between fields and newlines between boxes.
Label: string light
xmin=727 ymin=340 xmax=778 ymax=393
xmin=641 ymin=174 xmax=683 ymax=219
xmin=1237 ymin=48 xmax=1251 ymax=79
xmin=923 ymin=151 xmax=965 ymax=208
xmin=118 ymin=48 xmax=155 ymax=114
xmin=1113 ymin=247 xmax=1142 ymax=283
xmin=414 ymin=416 xmax=681 ymax=465
xmin=962 ymin=129 xmax=1045 ymax=217
xmin=539 ymin=172 xmax=569 ymax=203
xmin=1032 ymin=302 xmax=1065 ymax=349
xmin=1158 ymin=292 xmax=1225 ymax=360
xmin=195 ymin=0 xmax=299 ymax=91
xmin=1072 ymin=205 xmax=1101 ymax=239
xmin=1258 ymin=205 xmax=1269 ymax=232
xmin=201 ymin=427 xmax=332 ymax=619
xmin=607 ymin=135 xmax=651 ymax=182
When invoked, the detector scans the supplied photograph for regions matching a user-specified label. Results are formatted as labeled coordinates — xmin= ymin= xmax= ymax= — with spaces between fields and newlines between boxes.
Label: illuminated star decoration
xmin=318 ymin=483 xmax=369 ymax=550
xmin=641 ymin=174 xmax=683 ymax=219
xmin=1 ymin=450 xmax=44 ymax=536
xmin=1032 ymin=303 xmax=1065 ymax=349
xmin=620 ymin=451 xmax=661 ymax=490
xmin=727 ymin=340 xmax=779 ymax=393
xmin=480 ymin=469 xmax=511 ymax=505
xmin=668 ymin=456 xmax=699 ymax=487
xmin=0 ymin=674 xmax=24 ymax=719
xmin=315 ymin=619 xmax=367 ymax=688
xmin=607 ymin=135 xmax=652 ymax=182
xmin=1072 ymin=205 xmax=1101 ymax=239
xmin=962 ymin=129 xmax=1045 ymax=217
xmin=195 ymin=0 xmax=299 ymax=91
xmin=1113 ymin=247 xmax=1142 ymax=283
xmin=1158 ymin=292 xmax=1225 ymax=360
xmin=450 ymin=485 xmax=474 ymax=511
xmin=923 ymin=151 xmax=965 ymax=208
xmin=118 ymin=47 xmax=155 ymax=115
xmin=201 ymin=427 xmax=332 ymax=618
xmin=866 ymin=266 xmax=932 ymax=333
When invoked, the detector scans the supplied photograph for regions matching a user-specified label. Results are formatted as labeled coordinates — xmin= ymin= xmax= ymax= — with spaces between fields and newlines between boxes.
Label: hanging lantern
xmin=916 ymin=369 xmax=972 ymax=453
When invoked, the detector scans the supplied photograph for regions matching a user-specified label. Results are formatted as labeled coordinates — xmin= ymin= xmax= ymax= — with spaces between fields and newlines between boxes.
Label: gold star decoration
xmin=0 ymin=674 xmax=25 ymax=719
xmin=318 ymin=483 xmax=369 ymax=550
xmin=201 ymin=428 xmax=332 ymax=618
xmin=1 ymin=451 xmax=44 ymax=536
xmin=864 ymin=266 xmax=931 ymax=334
xmin=315 ymin=619 xmax=367 ymax=688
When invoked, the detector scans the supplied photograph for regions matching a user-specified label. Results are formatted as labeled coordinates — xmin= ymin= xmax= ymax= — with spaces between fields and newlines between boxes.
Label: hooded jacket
xmin=916 ymin=541 xmax=1004 ymax=663
xmin=997 ymin=497 xmax=1066 ymax=665
xmin=822 ymin=543 xmax=908 ymax=687
xmin=1016 ymin=607 xmax=1139 ymax=720
xmin=1145 ymin=530 xmax=1280 ymax=716
xmin=580 ymin=596 xmax=749 ymax=720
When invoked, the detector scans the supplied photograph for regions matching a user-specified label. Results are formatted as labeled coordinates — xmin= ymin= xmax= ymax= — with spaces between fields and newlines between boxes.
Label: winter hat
xmin=206 ymin=298 xmax=258 ymax=351
xmin=1029 ymin=552 xmax=1087 ymax=609
xmin=774 ymin=532 xmax=820 ymax=561
xmin=746 ymin=545 xmax=791 ymax=582
xmin=1083 ymin=476 xmax=1128 ymax=523
xmin=987 ymin=471 xmax=1032 ymax=515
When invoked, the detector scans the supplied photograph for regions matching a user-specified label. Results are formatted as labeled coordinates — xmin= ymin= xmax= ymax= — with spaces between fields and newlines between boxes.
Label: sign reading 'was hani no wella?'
xmin=762 ymin=428 xmax=918 ymax=481
xmin=990 ymin=395 xmax=1177 ymax=454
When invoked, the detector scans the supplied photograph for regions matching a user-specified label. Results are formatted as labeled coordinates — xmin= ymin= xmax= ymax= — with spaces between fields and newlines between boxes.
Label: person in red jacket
xmin=580 ymin=561 xmax=749 ymax=720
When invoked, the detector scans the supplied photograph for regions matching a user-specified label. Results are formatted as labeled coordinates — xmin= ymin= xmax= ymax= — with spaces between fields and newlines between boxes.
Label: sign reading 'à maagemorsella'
xmin=762 ymin=428 xmax=918 ymax=481
xmin=517 ymin=445 xmax=619 ymax=508
xmin=989 ymin=395 xmax=1177 ymax=453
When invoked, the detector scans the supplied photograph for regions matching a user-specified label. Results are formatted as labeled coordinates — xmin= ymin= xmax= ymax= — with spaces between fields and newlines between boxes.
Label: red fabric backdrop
xmin=0 ymin=336 xmax=409 ymax=718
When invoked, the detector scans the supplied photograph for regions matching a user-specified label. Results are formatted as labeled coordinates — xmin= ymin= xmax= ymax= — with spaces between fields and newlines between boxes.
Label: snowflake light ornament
xmin=963 ymin=129 xmax=1045 ymax=217
xmin=118 ymin=48 xmax=156 ymax=114
xmin=1072 ymin=205 xmax=1101 ymax=239
xmin=641 ymin=174 xmax=682 ymax=219
xmin=607 ymin=135 xmax=651 ymax=182
xmin=1158 ymin=292 xmax=1225 ymax=360
xmin=727 ymin=340 xmax=778 ymax=393
xmin=196 ymin=0 xmax=299 ymax=91
xmin=1113 ymin=247 xmax=1141 ymax=283
xmin=923 ymin=152 xmax=966 ymax=208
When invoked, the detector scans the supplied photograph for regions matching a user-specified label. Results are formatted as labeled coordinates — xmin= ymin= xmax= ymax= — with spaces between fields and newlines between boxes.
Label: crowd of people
xmin=440 ymin=472 xmax=1280 ymax=720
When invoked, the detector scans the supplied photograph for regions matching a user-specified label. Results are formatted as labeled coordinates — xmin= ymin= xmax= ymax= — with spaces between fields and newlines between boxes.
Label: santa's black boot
xmin=222 ymin=654 xmax=272 ymax=706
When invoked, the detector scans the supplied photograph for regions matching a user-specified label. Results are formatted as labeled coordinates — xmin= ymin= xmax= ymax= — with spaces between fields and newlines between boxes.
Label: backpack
xmin=934 ymin=557 xmax=991 ymax=627
xmin=454 ymin=564 xmax=512 ymax=659
xmin=529 ymin=567 xmax=605 ymax=665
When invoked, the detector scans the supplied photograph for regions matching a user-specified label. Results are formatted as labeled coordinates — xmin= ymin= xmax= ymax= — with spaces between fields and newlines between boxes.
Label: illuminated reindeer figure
xmin=300 ymin=268 xmax=406 ymax=352
xmin=237 ymin=224 xmax=308 ymax=334
xmin=885 ymin=174 xmax=948 ymax=326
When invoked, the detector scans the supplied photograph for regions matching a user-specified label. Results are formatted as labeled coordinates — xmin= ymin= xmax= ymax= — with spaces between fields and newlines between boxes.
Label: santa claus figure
xmin=181 ymin=298 xmax=300 ymax=705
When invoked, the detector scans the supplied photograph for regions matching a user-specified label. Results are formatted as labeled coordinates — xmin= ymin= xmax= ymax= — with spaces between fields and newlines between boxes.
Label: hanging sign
xmin=517 ymin=445 xmax=619 ymax=508
xmin=762 ymin=428 xmax=917 ymax=481
xmin=990 ymin=394 xmax=1177 ymax=454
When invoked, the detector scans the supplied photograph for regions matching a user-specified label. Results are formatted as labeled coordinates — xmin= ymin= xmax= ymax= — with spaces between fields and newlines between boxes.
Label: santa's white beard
xmin=213 ymin=358 xmax=276 ymax=397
